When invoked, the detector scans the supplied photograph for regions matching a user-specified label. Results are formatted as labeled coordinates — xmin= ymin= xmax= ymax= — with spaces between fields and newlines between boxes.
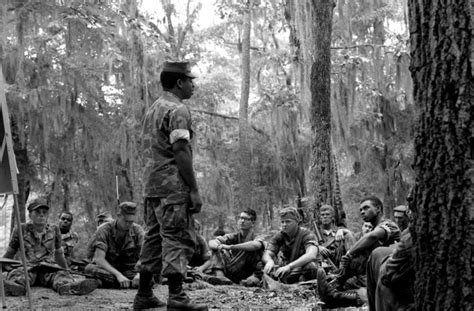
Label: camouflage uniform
xmin=139 ymin=91 xmax=197 ymax=280
xmin=85 ymin=220 xmax=144 ymax=287
xmin=6 ymin=223 xmax=76 ymax=291
xmin=267 ymin=227 xmax=319 ymax=284
xmin=209 ymin=230 xmax=265 ymax=283
xmin=61 ymin=231 xmax=79 ymax=266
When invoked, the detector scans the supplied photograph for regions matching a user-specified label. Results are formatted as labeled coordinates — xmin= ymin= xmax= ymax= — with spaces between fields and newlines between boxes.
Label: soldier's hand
xmin=189 ymin=190 xmax=202 ymax=214
xmin=263 ymin=261 xmax=275 ymax=274
xmin=275 ymin=265 xmax=291 ymax=279
xmin=116 ymin=273 xmax=131 ymax=288
xmin=339 ymin=252 xmax=353 ymax=271
xmin=319 ymin=246 xmax=330 ymax=257
xmin=132 ymin=273 xmax=140 ymax=288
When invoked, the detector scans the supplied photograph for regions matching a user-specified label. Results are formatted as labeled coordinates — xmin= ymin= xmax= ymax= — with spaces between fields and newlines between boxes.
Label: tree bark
xmin=308 ymin=0 xmax=336 ymax=212
xmin=238 ymin=1 xmax=253 ymax=210
xmin=408 ymin=0 xmax=473 ymax=309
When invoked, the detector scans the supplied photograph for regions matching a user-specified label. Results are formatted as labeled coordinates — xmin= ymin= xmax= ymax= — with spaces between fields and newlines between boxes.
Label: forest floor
xmin=1 ymin=279 xmax=369 ymax=311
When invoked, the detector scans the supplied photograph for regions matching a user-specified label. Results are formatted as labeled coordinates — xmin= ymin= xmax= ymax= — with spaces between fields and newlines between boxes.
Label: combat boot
xmin=3 ymin=280 xmax=26 ymax=296
xmin=57 ymin=279 xmax=99 ymax=295
xmin=133 ymin=294 xmax=166 ymax=310
xmin=316 ymin=268 xmax=362 ymax=308
xmin=167 ymin=274 xmax=208 ymax=311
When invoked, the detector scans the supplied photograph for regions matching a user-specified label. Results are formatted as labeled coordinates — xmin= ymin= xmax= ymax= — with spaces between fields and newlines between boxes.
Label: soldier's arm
xmin=54 ymin=226 xmax=68 ymax=268
xmin=173 ymin=140 xmax=198 ymax=192
xmin=54 ymin=248 xmax=68 ymax=269
xmin=287 ymin=245 xmax=318 ymax=270
xmin=222 ymin=240 xmax=263 ymax=252
xmin=93 ymin=248 xmax=125 ymax=280
xmin=346 ymin=226 xmax=386 ymax=257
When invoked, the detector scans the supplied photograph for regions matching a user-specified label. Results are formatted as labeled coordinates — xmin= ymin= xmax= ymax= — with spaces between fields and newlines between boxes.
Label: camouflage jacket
xmin=93 ymin=220 xmax=145 ymax=271
xmin=142 ymin=91 xmax=194 ymax=203
xmin=7 ymin=222 xmax=63 ymax=265
xmin=61 ymin=231 xmax=79 ymax=264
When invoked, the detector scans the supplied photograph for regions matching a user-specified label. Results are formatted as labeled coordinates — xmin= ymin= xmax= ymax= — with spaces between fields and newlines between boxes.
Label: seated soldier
xmin=85 ymin=212 xmax=114 ymax=261
xmin=2 ymin=198 xmax=98 ymax=296
xmin=354 ymin=222 xmax=374 ymax=240
xmin=188 ymin=220 xmax=211 ymax=274
xmin=85 ymin=202 xmax=144 ymax=288
xmin=393 ymin=205 xmax=409 ymax=232
xmin=367 ymin=197 xmax=415 ymax=311
xmin=207 ymin=209 xmax=265 ymax=286
xmin=262 ymin=207 xmax=319 ymax=284
xmin=317 ymin=195 xmax=401 ymax=308
xmin=58 ymin=211 xmax=79 ymax=267
xmin=318 ymin=205 xmax=356 ymax=272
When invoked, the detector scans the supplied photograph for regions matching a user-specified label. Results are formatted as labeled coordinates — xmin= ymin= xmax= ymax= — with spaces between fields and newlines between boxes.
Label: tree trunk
xmin=308 ymin=0 xmax=335 ymax=211
xmin=238 ymin=1 xmax=253 ymax=210
xmin=408 ymin=0 xmax=473 ymax=309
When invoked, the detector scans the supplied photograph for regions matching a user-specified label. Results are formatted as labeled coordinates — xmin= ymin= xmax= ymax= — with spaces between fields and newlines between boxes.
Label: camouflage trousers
xmin=84 ymin=263 xmax=136 ymax=288
xmin=138 ymin=197 xmax=197 ymax=278
xmin=7 ymin=266 xmax=75 ymax=292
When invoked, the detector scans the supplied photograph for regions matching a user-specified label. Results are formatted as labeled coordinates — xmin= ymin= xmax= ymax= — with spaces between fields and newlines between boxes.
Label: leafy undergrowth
xmin=2 ymin=280 xmax=367 ymax=310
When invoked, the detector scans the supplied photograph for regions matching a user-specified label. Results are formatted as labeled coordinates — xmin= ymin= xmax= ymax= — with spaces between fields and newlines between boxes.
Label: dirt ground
xmin=1 ymin=280 xmax=369 ymax=310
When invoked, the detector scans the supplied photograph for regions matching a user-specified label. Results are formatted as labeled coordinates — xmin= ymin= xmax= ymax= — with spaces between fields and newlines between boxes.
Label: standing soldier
xmin=133 ymin=61 xmax=207 ymax=311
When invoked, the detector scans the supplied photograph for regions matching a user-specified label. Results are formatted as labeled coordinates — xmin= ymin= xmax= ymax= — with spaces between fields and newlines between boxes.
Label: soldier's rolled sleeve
xmin=302 ymin=231 xmax=318 ymax=249
xmin=267 ymin=233 xmax=283 ymax=254
xmin=94 ymin=227 xmax=109 ymax=253
xmin=378 ymin=220 xmax=401 ymax=244
xmin=254 ymin=235 xmax=266 ymax=249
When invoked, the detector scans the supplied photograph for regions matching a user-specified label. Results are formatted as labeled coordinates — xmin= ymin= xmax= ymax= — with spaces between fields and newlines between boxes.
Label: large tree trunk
xmin=308 ymin=1 xmax=337 ymax=214
xmin=238 ymin=1 xmax=253 ymax=210
xmin=408 ymin=0 xmax=472 ymax=309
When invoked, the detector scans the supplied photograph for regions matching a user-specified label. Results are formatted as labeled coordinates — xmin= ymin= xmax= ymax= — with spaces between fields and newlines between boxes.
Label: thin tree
xmin=408 ymin=0 xmax=472 ymax=309
xmin=238 ymin=0 xmax=253 ymax=210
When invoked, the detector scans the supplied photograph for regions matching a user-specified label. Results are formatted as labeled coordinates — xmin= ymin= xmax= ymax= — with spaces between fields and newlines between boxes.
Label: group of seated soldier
xmin=2 ymin=194 xmax=414 ymax=310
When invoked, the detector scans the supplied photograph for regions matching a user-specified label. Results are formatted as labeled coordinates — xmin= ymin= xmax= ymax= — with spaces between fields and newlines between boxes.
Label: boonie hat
xmin=162 ymin=61 xmax=197 ymax=78
xmin=27 ymin=198 xmax=49 ymax=212
xmin=119 ymin=202 xmax=138 ymax=215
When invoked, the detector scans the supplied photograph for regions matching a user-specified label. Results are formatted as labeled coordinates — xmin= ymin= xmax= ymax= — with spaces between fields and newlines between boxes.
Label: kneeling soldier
xmin=85 ymin=202 xmax=144 ymax=288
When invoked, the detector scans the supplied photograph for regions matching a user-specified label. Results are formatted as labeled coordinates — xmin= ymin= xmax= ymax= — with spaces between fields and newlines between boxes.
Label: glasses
xmin=60 ymin=217 xmax=72 ymax=221
xmin=239 ymin=216 xmax=253 ymax=222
